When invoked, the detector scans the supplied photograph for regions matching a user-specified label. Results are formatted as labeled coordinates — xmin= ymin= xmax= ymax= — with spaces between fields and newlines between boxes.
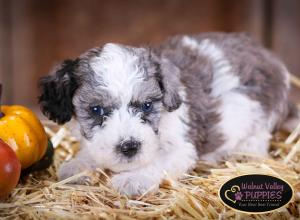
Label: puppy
xmin=39 ymin=33 xmax=295 ymax=196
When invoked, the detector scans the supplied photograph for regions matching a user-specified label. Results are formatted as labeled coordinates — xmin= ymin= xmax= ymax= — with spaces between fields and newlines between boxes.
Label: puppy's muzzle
xmin=117 ymin=139 xmax=141 ymax=158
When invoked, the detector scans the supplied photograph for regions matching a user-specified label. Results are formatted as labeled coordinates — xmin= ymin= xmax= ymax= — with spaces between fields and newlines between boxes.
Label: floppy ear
xmin=157 ymin=58 xmax=182 ymax=112
xmin=38 ymin=59 xmax=80 ymax=124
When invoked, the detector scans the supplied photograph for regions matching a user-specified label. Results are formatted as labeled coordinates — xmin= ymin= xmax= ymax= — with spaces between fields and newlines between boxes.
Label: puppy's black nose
xmin=118 ymin=140 xmax=141 ymax=158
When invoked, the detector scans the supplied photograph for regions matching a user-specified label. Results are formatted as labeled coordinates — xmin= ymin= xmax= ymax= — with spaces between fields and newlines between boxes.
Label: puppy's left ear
xmin=157 ymin=58 xmax=182 ymax=112
xmin=38 ymin=59 xmax=80 ymax=124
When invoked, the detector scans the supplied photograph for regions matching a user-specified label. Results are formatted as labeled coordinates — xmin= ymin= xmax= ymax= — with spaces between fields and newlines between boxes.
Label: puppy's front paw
xmin=111 ymin=172 xmax=159 ymax=196
xmin=58 ymin=160 xmax=91 ymax=184
xmin=200 ymin=151 xmax=223 ymax=165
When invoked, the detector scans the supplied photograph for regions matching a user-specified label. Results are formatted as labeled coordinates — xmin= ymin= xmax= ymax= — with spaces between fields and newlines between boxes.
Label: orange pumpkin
xmin=0 ymin=105 xmax=48 ymax=169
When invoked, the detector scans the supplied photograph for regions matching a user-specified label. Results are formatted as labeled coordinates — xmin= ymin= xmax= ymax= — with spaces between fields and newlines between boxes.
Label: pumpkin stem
xmin=0 ymin=83 xmax=4 ymax=118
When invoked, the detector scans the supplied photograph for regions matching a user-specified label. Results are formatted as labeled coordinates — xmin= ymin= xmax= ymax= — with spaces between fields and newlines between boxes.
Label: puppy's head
xmin=39 ymin=43 xmax=182 ymax=172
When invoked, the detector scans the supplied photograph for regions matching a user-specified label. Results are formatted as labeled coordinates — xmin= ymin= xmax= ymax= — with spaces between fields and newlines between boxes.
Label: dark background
xmin=0 ymin=0 xmax=299 ymax=112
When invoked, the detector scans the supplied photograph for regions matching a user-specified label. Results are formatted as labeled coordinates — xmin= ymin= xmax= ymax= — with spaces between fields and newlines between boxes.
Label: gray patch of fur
xmin=191 ymin=33 xmax=290 ymax=130
xmin=155 ymin=32 xmax=290 ymax=155
xmin=155 ymin=36 xmax=224 ymax=154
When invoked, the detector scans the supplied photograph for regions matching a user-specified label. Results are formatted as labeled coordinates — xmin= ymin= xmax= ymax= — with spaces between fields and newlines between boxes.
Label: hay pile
xmin=0 ymin=124 xmax=299 ymax=219
xmin=0 ymin=78 xmax=300 ymax=219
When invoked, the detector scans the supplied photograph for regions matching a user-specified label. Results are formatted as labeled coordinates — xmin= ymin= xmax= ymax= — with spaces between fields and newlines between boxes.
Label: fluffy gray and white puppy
xmin=39 ymin=33 xmax=296 ymax=196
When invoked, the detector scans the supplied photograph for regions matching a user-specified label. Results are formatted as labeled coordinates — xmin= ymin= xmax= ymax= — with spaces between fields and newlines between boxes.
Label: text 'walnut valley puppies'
xmin=39 ymin=33 xmax=298 ymax=196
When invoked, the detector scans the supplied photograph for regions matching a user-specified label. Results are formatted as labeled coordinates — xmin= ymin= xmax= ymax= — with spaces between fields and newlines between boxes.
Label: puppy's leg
xmin=202 ymin=129 xmax=271 ymax=163
xmin=111 ymin=168 xmax=161 ymax=196
xmin=58 ymin=147 xmax=96 ymax=184
xmin=111 ymin=142 xmax=197 ymax=196
xmin=200 ymin=92 xmax=272 ymax=163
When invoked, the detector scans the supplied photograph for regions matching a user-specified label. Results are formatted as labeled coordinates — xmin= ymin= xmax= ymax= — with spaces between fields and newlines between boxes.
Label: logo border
xmin=218 ymin=173 xmax=295 ymax=214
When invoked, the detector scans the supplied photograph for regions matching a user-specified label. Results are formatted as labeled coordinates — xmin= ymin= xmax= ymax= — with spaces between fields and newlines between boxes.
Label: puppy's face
xmin=39 ymin=43 xmax=182 ymax=172
xmin=75 ymin=44 xmax=165 ymax=172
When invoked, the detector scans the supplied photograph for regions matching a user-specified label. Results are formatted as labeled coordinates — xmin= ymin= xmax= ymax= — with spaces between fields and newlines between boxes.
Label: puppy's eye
xmin=141 ymin=102 xmax=153 ymax=113
xmin=91 ymin=105 xmax=105 ymax=116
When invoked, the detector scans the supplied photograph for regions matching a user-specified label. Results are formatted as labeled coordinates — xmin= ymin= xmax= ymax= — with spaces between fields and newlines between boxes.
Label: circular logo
xmin=219 ymin=174 xmax=294 ymax=213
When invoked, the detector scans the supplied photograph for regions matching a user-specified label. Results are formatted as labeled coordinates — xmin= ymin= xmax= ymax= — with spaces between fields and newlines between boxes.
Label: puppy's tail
xmin=280 ymin=102 xmax=300 ymax=133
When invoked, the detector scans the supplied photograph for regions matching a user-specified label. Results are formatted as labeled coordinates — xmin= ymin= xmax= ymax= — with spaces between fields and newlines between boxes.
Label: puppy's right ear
xmin=38 ymin=59 xmax=80 ymax=124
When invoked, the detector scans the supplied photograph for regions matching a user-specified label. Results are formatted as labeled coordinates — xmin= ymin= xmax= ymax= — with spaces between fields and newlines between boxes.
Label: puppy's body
xmin=39 ymin=33 xmax=292 ymax=195
xmin=159 ymin=33 xmax=289 ymax=161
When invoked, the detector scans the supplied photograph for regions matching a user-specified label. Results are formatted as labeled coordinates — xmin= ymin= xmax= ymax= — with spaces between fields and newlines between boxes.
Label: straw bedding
xmin=1 ymin=81 xmax=300 ymax=220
